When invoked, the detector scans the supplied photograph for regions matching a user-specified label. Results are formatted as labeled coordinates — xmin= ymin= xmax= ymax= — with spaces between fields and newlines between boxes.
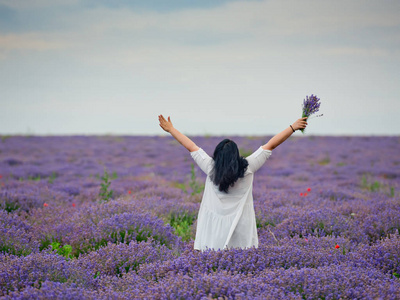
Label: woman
xmin=158 ymin=115 xmax=307 ymax=251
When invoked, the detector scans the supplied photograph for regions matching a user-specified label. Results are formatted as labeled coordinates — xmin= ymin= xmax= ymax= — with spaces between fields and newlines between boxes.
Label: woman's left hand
xmin=292 ymin=117 xmax=308 ymax=131
xmin=158 ymin=115 xmax=174 ymax=133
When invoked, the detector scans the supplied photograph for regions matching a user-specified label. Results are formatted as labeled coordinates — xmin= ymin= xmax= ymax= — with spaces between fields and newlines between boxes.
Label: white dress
xmin=190 ymin=146 xmax=272 ymax=251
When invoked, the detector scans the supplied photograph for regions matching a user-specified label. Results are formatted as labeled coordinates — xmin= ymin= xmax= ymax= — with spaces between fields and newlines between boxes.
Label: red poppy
xmin=128 ymin=190 xmax=131 ymax=194
xmin=300 ymin=193 xmax=303 ymax=196
xmin=307 ymin=188 xmax=311 ymax=192
xmin=43 ymin=203 xmax=48 ymax=207
xmin=304 ymin=238 xmax=308 ymax=242
xmin=335 ymin=244 xmax=340 ymax=249
xmin=304 ymin=193 xmax=308 ymax=196
xmin=0 ymin=175 xmax=2 ymax=179
xmin=72 ymin=203 xmax=76 ymax=207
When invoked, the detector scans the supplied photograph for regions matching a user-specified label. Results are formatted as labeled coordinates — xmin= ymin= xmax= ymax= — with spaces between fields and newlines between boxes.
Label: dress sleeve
xmin=246 ymin=146 xmax=272 ymax=173
xmin=190 ymin=148 xmax=213 ymax=175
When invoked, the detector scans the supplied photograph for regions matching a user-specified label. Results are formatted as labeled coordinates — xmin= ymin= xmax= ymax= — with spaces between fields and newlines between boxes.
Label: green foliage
xmin=174 ymin=182 xmax=187 ymax=193
xmin=48 ymin=171 xmax=57 ymax=184
xmin=173 ymin=164 xmax=204 ymax=195
xmin=390 ymin=186 xmax=395 ymax=197
xmin=51 ymin=242 xmax=73 ymax=259
xmin=361 ymin=174 xmax=386 ymax=193
xmin=15 ymin=174 xmax=44 ymax=181
xmin=168 ymin=213 xmax=196 ymax=241
xmin=115 ymin=260 xmax=141 ymax=276
xmin=0 ymin=243 xmax=32 ymax=256
xmin=174 ymin=221 xmax=191 ymax=240
xmin=27 ymin=175 xmax=41 ymax=181
xmin=256 ymin=218 xmax=276 ymax=229
xmin=361 ymin=175 xmax=368 ymax=188
xmin=318 ymin=156 xmax=331 ymax=165
xmin=370 ymin=181 xmax=381 ymax=192
xmin=39 ymin=236 xmax=74 ymax=259
xmin=0 ymin=200 xmax=20 ymax=213
xmin=189 ymin=163 xmax=204 ymax=195
xmin=40 ymin=236 xmax=55 ymax=251
xmin=98 ymin=167 xmax=114 ymax=203
xmin=1 ymin=135 xmax=11 ymax=142
xmin=239 ymin=148 xmax=253 ymax=157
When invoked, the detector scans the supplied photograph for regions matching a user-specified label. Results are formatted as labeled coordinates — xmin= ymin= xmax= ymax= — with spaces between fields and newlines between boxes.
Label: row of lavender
xmin=1 ymin=135 xmax=400 ymax=299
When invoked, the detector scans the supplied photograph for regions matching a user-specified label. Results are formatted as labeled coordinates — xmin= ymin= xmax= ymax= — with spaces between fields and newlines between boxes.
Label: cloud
xmin=322 ymin=46 xmax=392 ymax=57
xmin=0 ymin=33 xmax=68 ymax=51
xmin=83 ymin=0 xmax=244 ymax=12
xmin=90 ymin=0 xmax=400 ymax=36
xmin=0 ymin=0 xmax=80 ymax=9
xmin=0 ymin=0 xmax=257 ymax=12
xmin=1 ymin=0 xmax=399 ymax=59
xmin=0 ymin=0 xmax=399 ymax=135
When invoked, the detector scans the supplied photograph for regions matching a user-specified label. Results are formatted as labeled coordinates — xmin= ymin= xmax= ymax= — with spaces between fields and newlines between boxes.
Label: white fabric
xmin=190 ymin=146 xmax=272 ymax=251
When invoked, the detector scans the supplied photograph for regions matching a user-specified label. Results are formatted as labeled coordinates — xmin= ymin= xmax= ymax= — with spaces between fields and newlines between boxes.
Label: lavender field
xmin=1 ymin=135 xmax=400 ymax=299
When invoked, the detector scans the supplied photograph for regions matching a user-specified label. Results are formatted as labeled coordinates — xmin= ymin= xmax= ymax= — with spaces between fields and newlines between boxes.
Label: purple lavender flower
xmin=5 ymin=281 xmax=101 ymax=300
xmin=0 ymin=210 xmax=40 ymax=256
xmin=0 ymin=251 xmax=100 ymax=296
xmin=1 ymin=135 xmax=400 ymax=299
xmin=301 ymin=94 xmax=322 ymax=133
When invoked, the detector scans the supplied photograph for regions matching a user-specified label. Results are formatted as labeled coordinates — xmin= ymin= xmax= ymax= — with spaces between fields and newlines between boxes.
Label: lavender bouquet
xmin=300 ymin=94 xmax=323 ymax=133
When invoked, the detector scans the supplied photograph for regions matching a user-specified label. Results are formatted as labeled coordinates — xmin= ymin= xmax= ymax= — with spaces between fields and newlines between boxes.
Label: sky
xmin=0 ymin=0 xmax=399 ymax=136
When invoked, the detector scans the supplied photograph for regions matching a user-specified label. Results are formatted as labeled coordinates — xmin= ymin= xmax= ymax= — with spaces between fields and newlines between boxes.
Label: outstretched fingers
xmin=159 ymin=115 xmax=167 ymax=126
xmin=158 ymin=114 xmax=173 ymax=132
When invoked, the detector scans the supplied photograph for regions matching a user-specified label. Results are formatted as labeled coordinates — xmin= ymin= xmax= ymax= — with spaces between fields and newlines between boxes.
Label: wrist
xmin=289 ymin=125 xmax=296 ymax=133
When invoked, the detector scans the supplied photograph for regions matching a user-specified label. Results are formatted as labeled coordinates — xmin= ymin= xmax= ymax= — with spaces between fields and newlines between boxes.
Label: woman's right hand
xmin=158 ymin=115 xmax=174 ymax=133
xmin=158 ymin=114 xmax=199 ymax=152
xmin=292 ymin=117 xmax=308 ymax=131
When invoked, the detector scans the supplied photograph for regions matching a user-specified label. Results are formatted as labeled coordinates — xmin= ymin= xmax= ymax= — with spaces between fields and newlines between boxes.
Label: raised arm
xmin=158 ymin=115 xmax=200 ymax=152
xmin=261 ymin=117 xmax=308 ymax=151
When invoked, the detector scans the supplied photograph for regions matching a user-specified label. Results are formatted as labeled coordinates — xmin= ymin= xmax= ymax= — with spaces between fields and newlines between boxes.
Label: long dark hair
xmin=210 ymin=139 xmax=249 ymax=193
